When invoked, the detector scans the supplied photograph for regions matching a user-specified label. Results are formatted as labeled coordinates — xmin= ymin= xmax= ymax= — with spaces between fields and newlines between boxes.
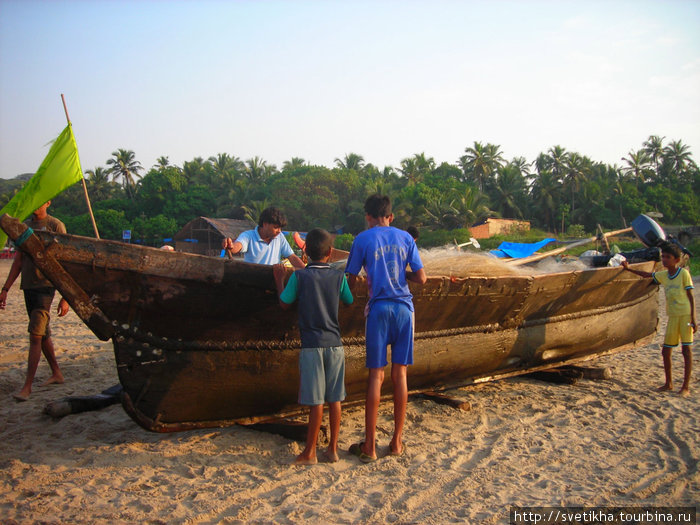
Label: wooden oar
xmin=506 ymin=227 xmax=632 ymax=266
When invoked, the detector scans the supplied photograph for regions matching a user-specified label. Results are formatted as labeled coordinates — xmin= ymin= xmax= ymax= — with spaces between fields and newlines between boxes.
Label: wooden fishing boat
xmin=1 ymin=214 xmax=658 ymax=432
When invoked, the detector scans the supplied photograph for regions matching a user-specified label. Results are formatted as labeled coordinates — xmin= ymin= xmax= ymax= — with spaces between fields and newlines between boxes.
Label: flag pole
xmin=61 ymin=94 xmax=100 ymax=239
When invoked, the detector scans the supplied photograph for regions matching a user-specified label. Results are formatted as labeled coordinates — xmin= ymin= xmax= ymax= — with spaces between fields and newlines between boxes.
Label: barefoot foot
xmin=41 ymin=374 xmax=64 ymax=387
xmin=12 ymin=391 xmax=30 ymax=402
xmin=293 ymin=454 xmax=318 ymax=465
xmin=679 ymin=387 xmax=690 ymax=397
xmin=322 ymin=449 xmax=339 ymax=463
xmin=656 ymin=384 xmax=672 ymax=392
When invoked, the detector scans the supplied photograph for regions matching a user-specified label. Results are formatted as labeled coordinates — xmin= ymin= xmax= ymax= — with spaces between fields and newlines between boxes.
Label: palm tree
xmin=492 ymin=164 xmax=526 ymax=219
xmin=662 ymin=140 xmax=696 ymax=178
xmin=458 ymin=142 xmax=504 ymax=191
xmin=334 ymin=153 xmax=365 ymax=171
xmin=642 ymin=135 xmax=664 ymax=179
xmin=533 ymin=152 xmax=551 ymax=177
xmin=621 ymin=149 xmax=652 ymax=188
xmin=422 ymin=194 xmax=459 ymax=230
xmin=84 ymin=166 xmax=114 ymax=201
xmin=209 ymin=153 xmax=244 ymax=183
xmin=282 ymin=157 xmax=306 ymax=171
xmin=530 ymin=171 xmax=561 ymax=231
xmin=182 ymin=157 xmax=208 ymax=183
xmin=245 ymin=156 xmax=274 ymax=183
xmin=563 ymin=152 xmax=591 ymax=212
xmin=450 ymin=187 xmax=492 ymax=228
xmin=400 ymin=153 xmax=435 ymax=186
xmin=106 ymin=149 xmax=143 ymax=198
xmin=153 ymin=156 xmax=171 ymax=171
xmin=510 ymin=156 xmax=532 ymax=178
xmin=547 ymin=145 xmax=568 ymax=181
xmin=242 ymin=199 xmax=271 ymax=224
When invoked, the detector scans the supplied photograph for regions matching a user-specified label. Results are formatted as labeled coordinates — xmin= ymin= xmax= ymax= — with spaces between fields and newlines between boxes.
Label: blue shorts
xmin=365 ymin=300 xmax=414 ymax=368
xmin=298 ymin=346 xmax=346 ymax=406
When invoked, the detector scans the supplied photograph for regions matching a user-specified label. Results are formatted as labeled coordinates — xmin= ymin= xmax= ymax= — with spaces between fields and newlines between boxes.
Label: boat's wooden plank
xmin=1 ymin=214 xmax=115 ymax=340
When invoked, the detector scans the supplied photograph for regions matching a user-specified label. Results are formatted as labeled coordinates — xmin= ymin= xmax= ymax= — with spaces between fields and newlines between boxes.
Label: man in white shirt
xmin=223 ymin=207 xmax=304 ymax=268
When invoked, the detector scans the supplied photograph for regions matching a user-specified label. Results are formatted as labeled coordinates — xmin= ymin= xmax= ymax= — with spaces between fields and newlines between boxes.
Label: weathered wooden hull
xmin=0 ymin=215 xmax=658 ymax=432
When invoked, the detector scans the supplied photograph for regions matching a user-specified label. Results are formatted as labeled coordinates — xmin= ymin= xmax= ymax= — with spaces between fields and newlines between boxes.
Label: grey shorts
xmin=298 ymin=346 xmax=346 ymax=406
xmin=24 ymin=288 xmax=55 ymax=339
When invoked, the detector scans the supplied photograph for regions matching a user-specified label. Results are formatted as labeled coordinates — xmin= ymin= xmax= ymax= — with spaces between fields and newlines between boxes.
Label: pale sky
xmin=1 ymin=0 xmax=699 ymax=179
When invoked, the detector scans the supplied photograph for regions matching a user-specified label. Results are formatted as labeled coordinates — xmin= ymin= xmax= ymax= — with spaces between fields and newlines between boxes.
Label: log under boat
xmin=1 ymin=215 xmax=658 ymax=432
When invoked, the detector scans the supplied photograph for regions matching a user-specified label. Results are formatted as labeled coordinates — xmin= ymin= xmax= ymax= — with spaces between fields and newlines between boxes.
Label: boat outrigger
xmin=1 ymin=214 xmax=659 ymax=432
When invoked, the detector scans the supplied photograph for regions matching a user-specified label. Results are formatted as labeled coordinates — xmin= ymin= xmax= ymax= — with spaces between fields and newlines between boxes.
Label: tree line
xmin=1 ymin=135 xmax=698 ymax=247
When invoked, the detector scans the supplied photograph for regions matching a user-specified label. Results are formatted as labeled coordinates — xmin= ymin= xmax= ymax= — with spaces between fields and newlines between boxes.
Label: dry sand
xmin=0 ymin=259 xmax=698 ymax=524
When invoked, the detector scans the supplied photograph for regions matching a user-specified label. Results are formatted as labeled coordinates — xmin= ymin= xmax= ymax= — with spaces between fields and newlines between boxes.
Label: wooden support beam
xmin=525 ymin=369 xmax=581 ymax=385
xmin=562 ymin=365 xmax=612 ymax=380
xmin=414 ymin=391 xmax=471 ymax=411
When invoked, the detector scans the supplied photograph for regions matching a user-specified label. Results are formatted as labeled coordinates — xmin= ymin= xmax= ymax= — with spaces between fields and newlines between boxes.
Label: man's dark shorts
xmin=23 ymin=287 xmax=55 ymax=338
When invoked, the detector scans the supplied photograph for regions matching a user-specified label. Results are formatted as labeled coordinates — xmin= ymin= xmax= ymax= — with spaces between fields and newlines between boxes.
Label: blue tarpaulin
xmin=490 ymin=238 xmax=557 ymax=258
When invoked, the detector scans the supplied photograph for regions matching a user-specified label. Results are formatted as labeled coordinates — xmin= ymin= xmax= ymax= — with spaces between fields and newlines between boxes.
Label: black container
xmin=582 ymin=247 xmax=662 ymax=268
xmin=631 ymin=214 xmax=666 ymax=247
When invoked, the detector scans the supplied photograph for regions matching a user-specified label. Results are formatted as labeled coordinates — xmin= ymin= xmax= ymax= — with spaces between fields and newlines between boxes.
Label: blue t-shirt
xmin=345 ymin=226 xmax=423 ymax=311
xmin=234 ymin=227 xmax=294 ymax=265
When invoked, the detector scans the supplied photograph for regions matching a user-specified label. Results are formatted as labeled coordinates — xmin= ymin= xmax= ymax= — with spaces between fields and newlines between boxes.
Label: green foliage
xmin=5 ymin=135 xmax=697 ymax=250
xmin=132 ymin=214 xmax=178 ymax=245
xmin=92 ymin=209 xmax=129 ymax=240
xmin=566 ymin=224 xmax=587 ymax=238
xmin=333 ymin=233 xmax=354 ymax=251
xmin=417 ymin=228 xmax=473 ymax=248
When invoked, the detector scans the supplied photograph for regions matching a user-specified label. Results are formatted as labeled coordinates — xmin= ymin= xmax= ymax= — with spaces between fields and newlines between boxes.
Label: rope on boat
xmin=14 ymin=227 xmax=34 ymax=247
xmin=112 ymin=289 xmax=656 ymax=353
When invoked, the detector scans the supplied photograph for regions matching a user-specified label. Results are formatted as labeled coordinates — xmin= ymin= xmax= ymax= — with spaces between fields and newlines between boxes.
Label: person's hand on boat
xmin=621 ymin=260 xmax=629 ymax=270
xmin=272 ymin=264 xmax=288 ymax=295
xmin=57 ymin=298 xmax=69 ymax=317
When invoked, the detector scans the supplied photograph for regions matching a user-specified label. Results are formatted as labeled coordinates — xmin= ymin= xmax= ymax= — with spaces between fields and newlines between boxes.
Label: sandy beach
xmin=0 ymin=258 xmax=697 ymax=524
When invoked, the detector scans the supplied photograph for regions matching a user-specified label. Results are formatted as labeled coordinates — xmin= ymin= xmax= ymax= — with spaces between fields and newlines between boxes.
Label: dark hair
xmin=660 ymin=241 xmax=682 ymax=259
xmin=258 ymin=207 xmax=287 ymax=228
xmin=364 ymin=194 xmax=392 ymax=219
xmin=407 ymin=226 xmax=419 ymax=240
xmin=305 ymin=228 xmax=333 ymax=261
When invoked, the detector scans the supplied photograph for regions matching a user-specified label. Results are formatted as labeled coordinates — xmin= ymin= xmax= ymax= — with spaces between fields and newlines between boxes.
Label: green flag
xmin=0 ymin=123 xmax=83 ymax=247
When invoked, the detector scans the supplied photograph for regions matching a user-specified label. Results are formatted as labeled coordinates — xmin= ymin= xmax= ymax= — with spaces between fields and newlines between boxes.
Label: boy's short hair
xmin=364 ymin=194 xmax=392 ymax=219
xmin=258 ymin=207 xmax=287 ymax=228
xmin=660 ymin=241 xmax=682 ymax=259
xmin=407 ymin=226 xmax=419 ymax=240
xmin=305 ymin=228 xmax=333 ymax=261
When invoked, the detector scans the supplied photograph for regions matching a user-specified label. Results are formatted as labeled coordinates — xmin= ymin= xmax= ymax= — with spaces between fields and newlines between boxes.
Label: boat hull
xmin=116 ymin=289 xmax=656 ymax=431
xmin=0 ymin=216 xmax=658 ymax=432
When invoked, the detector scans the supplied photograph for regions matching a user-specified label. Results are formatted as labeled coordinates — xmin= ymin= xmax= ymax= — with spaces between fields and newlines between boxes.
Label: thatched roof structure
xmin=174 ymin=217 xmax=255 ymax=256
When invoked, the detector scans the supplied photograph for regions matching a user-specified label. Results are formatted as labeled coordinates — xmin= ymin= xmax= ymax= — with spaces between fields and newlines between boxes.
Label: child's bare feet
xmin=293 ymin=454 xmax=318 ymax=465
xmin=322 ymin=449 xmax=339 ymax=463
xmin=12 ymin=388 xmax=30 ymax=402
xmin=679 ymin=387 xmax=690 ymax=397
xmin=657 ymin=384 xmax=673 ymax=392
xmin=41 ymin=373 xmax=64 ymax=386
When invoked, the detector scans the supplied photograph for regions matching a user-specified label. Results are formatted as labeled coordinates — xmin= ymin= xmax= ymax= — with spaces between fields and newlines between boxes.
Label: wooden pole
xmin=61 ymin=94 xmax=100 ymax=239
xmin=507 ymin=227 xmax=632 ymax=266
xmin=597 ymin=224 xmax=610 ymax=253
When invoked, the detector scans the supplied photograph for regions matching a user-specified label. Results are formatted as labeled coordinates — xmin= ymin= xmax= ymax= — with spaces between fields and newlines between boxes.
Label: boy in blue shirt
xmin=274 ymin=228 xmax=353 ymax=464
xmin=345 ymin=195 xmax=426 ymax=462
